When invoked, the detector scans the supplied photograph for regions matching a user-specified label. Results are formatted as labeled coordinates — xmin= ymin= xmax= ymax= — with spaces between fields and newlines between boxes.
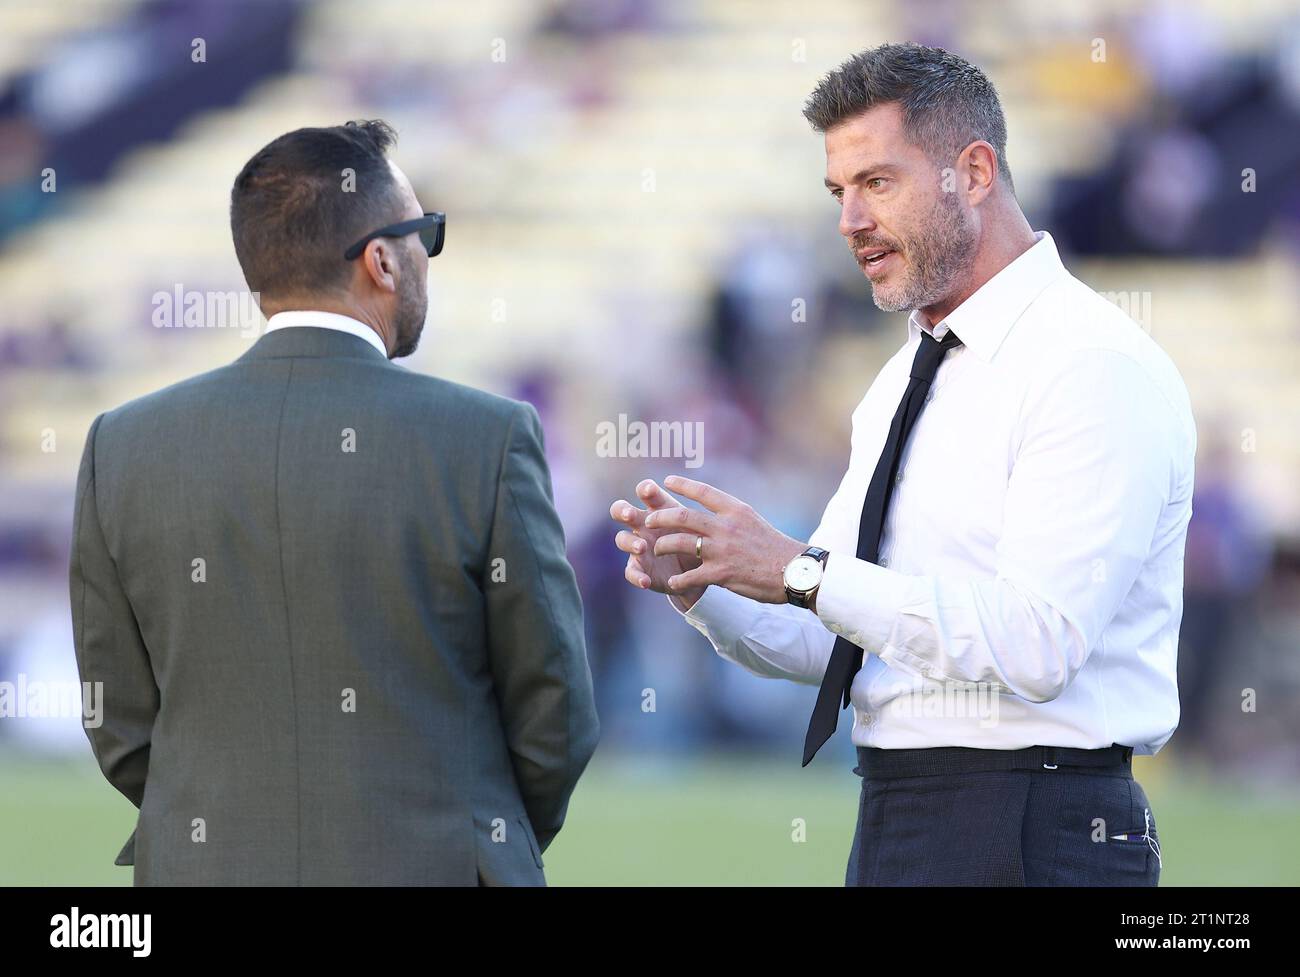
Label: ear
xmin=359 ymin=239 xmax=399 ymax=294
xmin=959 ymin=140 xmax=998 ymax=206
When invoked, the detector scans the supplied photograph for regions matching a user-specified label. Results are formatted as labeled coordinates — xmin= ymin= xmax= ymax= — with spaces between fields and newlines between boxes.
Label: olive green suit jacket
xmin=70 ymin=326 xmax=599 ymax=885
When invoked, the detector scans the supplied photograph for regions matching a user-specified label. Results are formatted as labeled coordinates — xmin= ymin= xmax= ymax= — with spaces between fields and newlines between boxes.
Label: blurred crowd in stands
xmin=2 ymin=0 xmax=1299 ymax=779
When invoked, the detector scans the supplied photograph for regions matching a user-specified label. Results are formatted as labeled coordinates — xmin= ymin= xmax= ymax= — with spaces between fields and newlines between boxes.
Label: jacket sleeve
xmin=483 ymin=403 xmax=599 ymax=851
xmin=69 ymin=413 xmax=160 ymax=863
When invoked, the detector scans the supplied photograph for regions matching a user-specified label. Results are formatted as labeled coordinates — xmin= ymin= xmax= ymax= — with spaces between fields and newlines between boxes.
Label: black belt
xmin=854 ymin=743 xmax=1134 ymax=780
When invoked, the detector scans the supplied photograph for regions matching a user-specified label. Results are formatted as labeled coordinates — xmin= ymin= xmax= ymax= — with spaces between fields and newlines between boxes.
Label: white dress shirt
xmin=676 ymin=231 xmax=1196 ymax=755
xmin=264 ymin=310 xmax=388 ymax=357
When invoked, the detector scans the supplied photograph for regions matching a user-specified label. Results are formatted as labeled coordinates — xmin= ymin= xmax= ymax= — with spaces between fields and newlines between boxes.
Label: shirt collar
xmin=907 ymin=230 xmax=1065 ymax=362
xmin=264 ymin=310 xmax=389 ymax=358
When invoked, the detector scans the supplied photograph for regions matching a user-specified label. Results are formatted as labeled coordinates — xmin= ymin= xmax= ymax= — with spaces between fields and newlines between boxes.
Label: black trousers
xmin=846 ymin=745 xmax=1161 ymax=886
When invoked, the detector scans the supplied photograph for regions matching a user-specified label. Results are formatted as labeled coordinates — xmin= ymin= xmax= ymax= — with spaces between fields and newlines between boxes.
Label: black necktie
xmin=802 ymin=327 xmax=963 ymax=766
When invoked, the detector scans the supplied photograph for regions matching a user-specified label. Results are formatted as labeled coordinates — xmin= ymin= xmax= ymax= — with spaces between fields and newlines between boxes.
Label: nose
xmin=838 ymin=189 xmax=877 ymax=241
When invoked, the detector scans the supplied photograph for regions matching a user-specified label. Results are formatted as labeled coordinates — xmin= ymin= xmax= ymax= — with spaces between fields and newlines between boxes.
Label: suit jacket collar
xmin=238 ymin=325 xmax=391 ymax=363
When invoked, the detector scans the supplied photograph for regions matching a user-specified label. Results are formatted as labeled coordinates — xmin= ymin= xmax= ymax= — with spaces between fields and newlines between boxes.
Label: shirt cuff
xmin=666 ymin=585 xmax=761 ymax=647
xmin=814 ymin=553 xmax=912 ymax=657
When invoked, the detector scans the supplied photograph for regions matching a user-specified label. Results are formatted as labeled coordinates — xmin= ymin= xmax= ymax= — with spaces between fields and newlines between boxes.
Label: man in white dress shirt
xmin=610 ymin=44 xmax=1194 ymax=885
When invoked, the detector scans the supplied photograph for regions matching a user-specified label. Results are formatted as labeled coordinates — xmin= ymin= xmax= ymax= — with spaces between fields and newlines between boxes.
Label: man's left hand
xmin=643 ymin=475 xmax=807 ymax=604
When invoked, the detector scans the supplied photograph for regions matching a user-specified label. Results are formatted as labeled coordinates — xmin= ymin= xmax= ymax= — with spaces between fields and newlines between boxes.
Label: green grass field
xmin=3 ymin=751 xmax=1297 ymax=885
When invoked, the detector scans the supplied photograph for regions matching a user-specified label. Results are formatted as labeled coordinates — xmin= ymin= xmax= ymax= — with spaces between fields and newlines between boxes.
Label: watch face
xmin=785 ymin=555 xmax=823 ymax=593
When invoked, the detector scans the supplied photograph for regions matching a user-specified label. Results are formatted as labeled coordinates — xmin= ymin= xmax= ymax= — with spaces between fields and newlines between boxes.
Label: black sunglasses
xmin=344 ymin=211 xmax=445 ymax=261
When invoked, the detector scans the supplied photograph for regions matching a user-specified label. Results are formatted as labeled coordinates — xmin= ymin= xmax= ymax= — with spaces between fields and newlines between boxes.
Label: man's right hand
xmin=610 ymin=479 xmax=707 ymax=610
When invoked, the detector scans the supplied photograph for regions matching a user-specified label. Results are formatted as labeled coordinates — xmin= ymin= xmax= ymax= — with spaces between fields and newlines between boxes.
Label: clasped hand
xmin=609 ymin=475 xmax=807 ymax=609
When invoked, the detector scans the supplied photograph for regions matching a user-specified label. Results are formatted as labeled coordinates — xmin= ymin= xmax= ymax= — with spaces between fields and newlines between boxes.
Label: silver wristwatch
xmin=783 ymin=546 xmax=829 ymax=609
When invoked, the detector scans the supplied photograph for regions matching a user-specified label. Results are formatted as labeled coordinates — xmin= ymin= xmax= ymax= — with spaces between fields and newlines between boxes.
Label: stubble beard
xmin=390 ymin=251 xmax=428 ymax=359
xmin=866 ymin=191 xmax=979 ymax=314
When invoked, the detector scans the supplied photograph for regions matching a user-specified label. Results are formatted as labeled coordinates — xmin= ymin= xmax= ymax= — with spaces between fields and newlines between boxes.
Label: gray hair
xmin=804 ymin=43 xmax=1014 ymax=192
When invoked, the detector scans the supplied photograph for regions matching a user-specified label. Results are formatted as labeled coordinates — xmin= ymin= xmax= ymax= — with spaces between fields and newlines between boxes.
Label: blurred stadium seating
xmin=1 ymin=0 xmax=1298 ymax=884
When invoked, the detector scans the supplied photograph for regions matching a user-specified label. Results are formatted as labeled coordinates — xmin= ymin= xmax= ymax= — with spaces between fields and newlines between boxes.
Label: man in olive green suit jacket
xmin=69 ymin=121 xmax=598 ymax=885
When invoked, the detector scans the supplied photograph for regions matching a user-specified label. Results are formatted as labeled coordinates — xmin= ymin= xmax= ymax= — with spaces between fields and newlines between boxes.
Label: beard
xmin=856 ymin=191 xmax=979 ymax=313
xmin=390 ymin=249 xmax=428 ymax=359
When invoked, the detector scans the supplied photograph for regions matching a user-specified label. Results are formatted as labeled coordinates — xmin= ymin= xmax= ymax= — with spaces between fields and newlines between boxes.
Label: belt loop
xmin=1042 ymin=746 xmax=1059 ymax=770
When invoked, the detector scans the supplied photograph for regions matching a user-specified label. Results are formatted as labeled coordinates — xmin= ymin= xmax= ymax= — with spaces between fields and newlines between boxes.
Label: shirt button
xmin=895 ymin=471 xmax=904 ymax=484
xmin=921 ymin=664 xmax=934 ymax=677
xmin=925 ymin=391 xmax=934 ymax=403
xmin=879 ymin=557 xmax=889 ymax=568
xmin=861 ymin=714 xmax=875 ymax=728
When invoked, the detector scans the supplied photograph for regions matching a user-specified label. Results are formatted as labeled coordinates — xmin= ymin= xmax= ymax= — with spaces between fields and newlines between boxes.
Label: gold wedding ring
xmin=695 ymin=536 xmax=704 ymax=560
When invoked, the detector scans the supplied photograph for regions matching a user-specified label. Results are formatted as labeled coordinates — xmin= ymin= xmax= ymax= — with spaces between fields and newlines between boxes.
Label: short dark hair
xmin=803 ymin=43 xmax=1014 ymax=190
xmin=230 ymin=119 xmax=402 ymax=299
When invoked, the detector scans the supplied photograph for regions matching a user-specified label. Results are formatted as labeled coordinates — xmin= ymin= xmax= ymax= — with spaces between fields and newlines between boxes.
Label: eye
xmin=867 ymin=177 xmax=886 ymax=190
xmin=828 ymin=187 xmax=843 ymax=201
